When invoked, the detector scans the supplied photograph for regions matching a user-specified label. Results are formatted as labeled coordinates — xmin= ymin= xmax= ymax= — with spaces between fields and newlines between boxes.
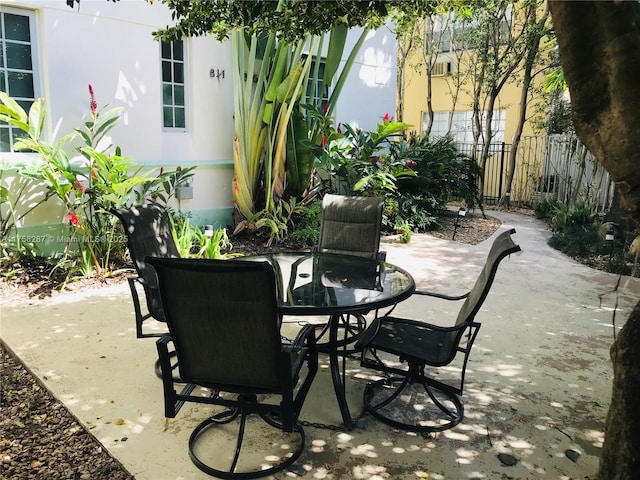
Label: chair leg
xmin=154 ymin=351 xmax=179 ymax=380
xmin=188 ymin=396 xmax=305 ymax=479
xmin=363 ymin=376 xmax=464 ymax=433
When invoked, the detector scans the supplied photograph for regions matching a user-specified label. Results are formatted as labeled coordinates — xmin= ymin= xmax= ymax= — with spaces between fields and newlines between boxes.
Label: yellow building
xmin=400 ymin=4 xmax=552 ymax=204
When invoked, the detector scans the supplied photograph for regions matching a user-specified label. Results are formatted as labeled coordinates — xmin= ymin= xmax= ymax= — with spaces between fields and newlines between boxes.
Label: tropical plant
xmin=196 ymin=226 xmax=237 ymax=259
xmin=154 ymin=1 xmax=385 ymax=238
xmin=549 ymin=200 xmax=595 ymax=233
xmin=532 ymin=195 xmax=561 ymax=220
xmin=289 ymin=199 xmax=322 ymax=246
xmin=0 ymin=166 xmax=53 ymax=255
xmin=394 ymin=134 xmax=481 ymax=208
xmin=136 ymin=165 xmax=196 ymax=208
xmin=395 ymin=219 xmax=413 ymax=243
xmin=305 ymin=111 xmax=415 ymax=196
xmin=245 ymin=197 xmax=304 ymax=246
xmin=0 ymin=88 xmax=156 ymax=278
xmin=169 ymin=212 xmax=199 ymax=257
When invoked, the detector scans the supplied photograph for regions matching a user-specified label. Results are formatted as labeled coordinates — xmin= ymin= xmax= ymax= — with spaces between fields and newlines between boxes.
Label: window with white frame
xmin=423 ymin=110 xmax=506 ymax=147
xmin=0 ymin=8 xmax=37 ymax=152
xmin=427 ymin=6 xmax=513 ymax=54
xmin=304 ymin=56 xmax=330 ymax=111
xmin=161 ymin=40 xmax=186 ymax=129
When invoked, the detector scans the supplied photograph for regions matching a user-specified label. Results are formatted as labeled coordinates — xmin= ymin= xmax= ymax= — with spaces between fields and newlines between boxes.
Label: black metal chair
xmin=111 ymin=205 xmax=179 ymax=338
xmin=148 ymin=257 xmax=318 ymax=479
xmin=357 ymin=228 xmax=521 ymax=433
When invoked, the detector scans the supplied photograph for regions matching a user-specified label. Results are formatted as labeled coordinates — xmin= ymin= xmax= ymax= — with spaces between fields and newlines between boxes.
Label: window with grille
xmin=0 ymin=8 xmax=37 ymax=152
xmin=303 ymin=56 xmax=330 ymax=111
xmin=161 ymin=40 xmax=186 ymax=129
xmin=427 ymin=6 xmax=513 ymax=54
xmin=423 ymin=110 xmax=506 ymax=146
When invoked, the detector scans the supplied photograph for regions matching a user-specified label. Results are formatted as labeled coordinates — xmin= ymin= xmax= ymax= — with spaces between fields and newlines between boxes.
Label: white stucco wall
xmin=4 ymin=0 xmax=236 ymax=230
xmin=1 ymin=1 xmax=397 ymax=247
xmin=334 ymin=25 xmax=397 ymax=132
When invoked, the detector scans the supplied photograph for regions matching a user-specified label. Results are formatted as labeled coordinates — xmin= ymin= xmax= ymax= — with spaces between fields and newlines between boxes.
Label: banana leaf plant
xmin=230 ymin=20 xmax=371 ymax=232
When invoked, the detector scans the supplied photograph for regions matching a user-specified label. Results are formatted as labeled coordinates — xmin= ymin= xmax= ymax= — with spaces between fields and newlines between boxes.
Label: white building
xmin=0 ymin=0 xmax=396 ymax=255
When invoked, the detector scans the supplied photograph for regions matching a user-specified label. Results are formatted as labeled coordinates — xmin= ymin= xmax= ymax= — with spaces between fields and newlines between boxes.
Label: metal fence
xmin=457 ymin=135 xmax=614 ymax=211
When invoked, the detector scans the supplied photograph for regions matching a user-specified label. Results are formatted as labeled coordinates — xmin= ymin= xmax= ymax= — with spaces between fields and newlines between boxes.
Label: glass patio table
xmin=242 ymin=251 xmax=415 ymax=430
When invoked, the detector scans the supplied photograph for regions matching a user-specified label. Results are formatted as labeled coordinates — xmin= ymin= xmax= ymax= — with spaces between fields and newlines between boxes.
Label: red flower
xmin=74 ymin=179 xmax=87 ymax=195
xmin=337 ymin=122 xmax=342 ymax=134
xmin=383 ymin=112 xmax=390 ymax=123
xmin=91 ymin=171 xmax=98 ymax=180
xmin=321 ymin=135 xmax=328 ymax=148
xmin=371 ymin=156 xmax=380 ymax=164
xmin=88 ymin=84 xmax=98 ymax=117
xmin=407 ymin=160 xmax=417 ymax=170
xmin=322 ymin=103 xmax=329 ymax=116
xmin=67 ymin=212 xmax=80 ymax=227
xmin=159 ymin=167 xmax=164 ymax=175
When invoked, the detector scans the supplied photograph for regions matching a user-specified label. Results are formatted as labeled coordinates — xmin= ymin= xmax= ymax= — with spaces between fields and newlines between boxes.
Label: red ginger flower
xmin=74 ymin=179 xmax=87 ymax=194
xmin=88 ymin=84 xmax=97 ymax=117
xmin=383 ymin=112 xmax=390 ymax=123
xmin=67 ymin=212 xmax=80 ymax=227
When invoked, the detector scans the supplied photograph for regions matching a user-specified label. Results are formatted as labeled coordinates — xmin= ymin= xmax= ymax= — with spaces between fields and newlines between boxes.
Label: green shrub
xmin=290 ymin=199 xmax=322 ymax=246
xmin=533 ymin=195 xmax=561 ymax=220
xmin=549 ymin=223 xmax=600 ymax=257
xmin=551 ymin=201 xmax=595 ymax=233
xmin=387 ymin=134 xmax=479 ymax=232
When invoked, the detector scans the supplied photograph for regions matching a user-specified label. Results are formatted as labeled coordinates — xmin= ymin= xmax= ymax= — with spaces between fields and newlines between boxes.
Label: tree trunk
xmin=600 ymin=301 xmax=640 ymax=479
xmin=549 ymin=2 xmax=640 ymax=478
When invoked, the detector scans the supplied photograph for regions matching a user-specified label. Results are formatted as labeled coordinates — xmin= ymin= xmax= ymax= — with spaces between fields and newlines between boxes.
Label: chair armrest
xmin=288 ymin=324 xmax=317 ymax=352
xmin=382 ymin=315 xmax=477 ymax=333
xmin=376 ymin=250 xmax=387 ymax=262
xmin=131 ymin=275 xmax=147 ymax=287
xmin=413 ymin=289 xmax=469 ymax=301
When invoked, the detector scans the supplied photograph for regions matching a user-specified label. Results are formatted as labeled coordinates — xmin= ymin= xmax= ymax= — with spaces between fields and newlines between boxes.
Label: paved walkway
xmin=2 ymin=211 xmax=639 ymax=479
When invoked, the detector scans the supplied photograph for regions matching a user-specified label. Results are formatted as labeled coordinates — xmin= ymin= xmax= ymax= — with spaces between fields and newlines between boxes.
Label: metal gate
xmin=456 ymin=136 xmax=613 ymax=211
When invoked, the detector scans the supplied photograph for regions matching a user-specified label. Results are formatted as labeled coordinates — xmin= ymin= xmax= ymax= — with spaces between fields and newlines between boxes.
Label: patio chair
xmin=314 ymin=193 xmax=386 ymax=261
xmin=357 ymin=228 xmax=521 ymax=433
xmin=111 ymin=205 xmax=179 ymax=338
xmin=148 ymin=257 xmax=318 ymax=479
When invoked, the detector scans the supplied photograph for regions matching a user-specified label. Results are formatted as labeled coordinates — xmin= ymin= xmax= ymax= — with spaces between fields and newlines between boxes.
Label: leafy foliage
xmin=289 ymin=199 xmax=322 ymax=246
xmin=550 ymin=200 xmax=595 ymax=233
xmin=389 ymin=134 xmax=481 ymax=232
xmin=0 ymin=89 xmax=194 ymax=279
xmin=152 ymin=0 xmax=438 ymax=42
xmin=532 ymin=195 xmax=562 ymax=220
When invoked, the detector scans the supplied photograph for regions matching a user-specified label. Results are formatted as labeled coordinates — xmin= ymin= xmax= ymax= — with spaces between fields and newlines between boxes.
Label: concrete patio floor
xmin=2 ymin=210 xmax=639 ymax=479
